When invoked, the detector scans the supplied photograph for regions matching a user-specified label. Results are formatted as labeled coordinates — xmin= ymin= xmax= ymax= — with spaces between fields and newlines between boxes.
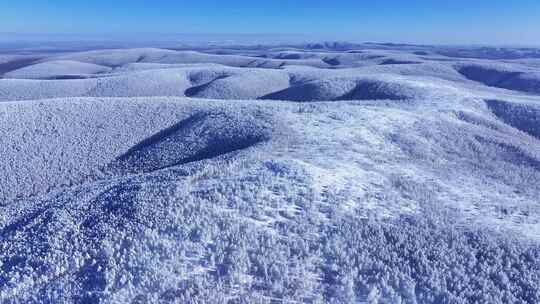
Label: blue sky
xmin=1 ymin=0 xmax=539 ymax=45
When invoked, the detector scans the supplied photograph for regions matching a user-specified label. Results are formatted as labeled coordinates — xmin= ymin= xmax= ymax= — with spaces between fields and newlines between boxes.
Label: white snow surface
xmin=3 ymin=60 xmax=112 ymax=79
xmin=1 ymin=45 xmax=540 ymax=303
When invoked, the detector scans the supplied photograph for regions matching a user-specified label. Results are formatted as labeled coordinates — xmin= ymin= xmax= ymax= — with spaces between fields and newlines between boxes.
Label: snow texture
xmin=3 ymin=60 xmax=112 ymax=80
xmin=0 ymin=43 xmax=540 ymax=304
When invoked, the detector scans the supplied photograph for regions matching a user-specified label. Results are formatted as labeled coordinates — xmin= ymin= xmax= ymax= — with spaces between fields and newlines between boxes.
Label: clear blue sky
xmin=1 ymin=0 xmax=539 ymax=45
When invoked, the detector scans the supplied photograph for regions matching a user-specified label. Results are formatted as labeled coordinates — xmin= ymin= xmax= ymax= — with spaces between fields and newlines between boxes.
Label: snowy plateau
xmin=0 ymin=42 xmax=539 ymax=303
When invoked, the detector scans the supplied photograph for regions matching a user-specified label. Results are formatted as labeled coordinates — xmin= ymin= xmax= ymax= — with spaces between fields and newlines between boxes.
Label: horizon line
xmin=0 ymin=32 xmax=538 ymax=48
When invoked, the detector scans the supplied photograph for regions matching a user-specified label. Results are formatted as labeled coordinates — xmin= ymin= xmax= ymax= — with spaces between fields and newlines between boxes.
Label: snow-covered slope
xmin=185 ymin=69 xmax=290 ymax=100
xmin=3 ymin=60 xmax=111 ymax=79
xmin=1 ymin=45 xmax=540 ymax=304
xmin=456 ymin=62 xmax=540 ymax=94
xmin=53 ymin=48 xmax=331 ymax=69
xmin=261 ymin=75 xmax=434 ymax=101
xmin=0 ymin=69 xmax=190 ymax=101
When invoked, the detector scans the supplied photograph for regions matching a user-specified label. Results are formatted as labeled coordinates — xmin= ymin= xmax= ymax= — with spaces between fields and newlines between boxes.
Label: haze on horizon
xmin=1 ymin=0 xmax=539 ymax=46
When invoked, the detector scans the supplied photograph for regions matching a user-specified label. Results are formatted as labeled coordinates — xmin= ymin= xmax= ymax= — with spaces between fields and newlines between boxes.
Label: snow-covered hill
xmin=3 ymin=60 xmax=112 ymax=80
xmin=0 ymin=44 xmax=539 ymax=303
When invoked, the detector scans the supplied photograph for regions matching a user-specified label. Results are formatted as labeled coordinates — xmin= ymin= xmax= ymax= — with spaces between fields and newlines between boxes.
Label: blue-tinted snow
xmin=0 ymin=43 xmax=539 ymax=303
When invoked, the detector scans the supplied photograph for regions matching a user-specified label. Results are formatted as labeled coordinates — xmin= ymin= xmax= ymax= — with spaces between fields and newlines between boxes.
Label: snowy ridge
xmin=3 ymin=60 xmax=112 ymax=80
